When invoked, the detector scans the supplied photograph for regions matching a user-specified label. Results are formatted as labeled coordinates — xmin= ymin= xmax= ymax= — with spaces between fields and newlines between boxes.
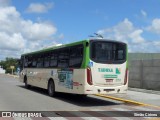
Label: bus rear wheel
xmin=48 ymin=80 xmax=56 ymax=97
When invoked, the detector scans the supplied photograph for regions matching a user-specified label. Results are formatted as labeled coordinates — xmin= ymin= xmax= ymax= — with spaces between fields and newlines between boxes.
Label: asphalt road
xmin=0 ymin=74 xmax=159 ymax=118
xmin=0 ymin=74 xmax=123 ymax=111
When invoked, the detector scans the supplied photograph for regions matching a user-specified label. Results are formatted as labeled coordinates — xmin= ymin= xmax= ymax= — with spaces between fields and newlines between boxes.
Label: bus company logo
xmin=116 ymin=68 xmax=121 ymax=74
xmin=98 ymin=68 xmax=113 ymax=72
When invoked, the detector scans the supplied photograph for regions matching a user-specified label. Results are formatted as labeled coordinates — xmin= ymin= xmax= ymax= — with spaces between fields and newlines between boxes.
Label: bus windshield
xmin=90 ymin=41 xmax=126 ymax=64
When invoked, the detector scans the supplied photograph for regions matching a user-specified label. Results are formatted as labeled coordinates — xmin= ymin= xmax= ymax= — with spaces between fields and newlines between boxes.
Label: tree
xmin=0 ymin=57 xmax=19 ymax=74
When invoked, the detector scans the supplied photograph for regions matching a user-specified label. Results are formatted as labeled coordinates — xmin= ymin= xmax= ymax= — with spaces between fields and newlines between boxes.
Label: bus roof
xmin=22 ymin=39 xmax=89 ymax=56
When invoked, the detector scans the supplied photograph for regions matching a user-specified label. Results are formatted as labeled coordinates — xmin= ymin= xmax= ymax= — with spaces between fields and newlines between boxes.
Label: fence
xmin=128 ymin=59 xmax=160 ymax=91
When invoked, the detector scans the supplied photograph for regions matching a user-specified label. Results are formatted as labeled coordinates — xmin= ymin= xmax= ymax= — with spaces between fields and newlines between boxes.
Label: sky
xmin=0 ymin=0 xmax=160 ymax=60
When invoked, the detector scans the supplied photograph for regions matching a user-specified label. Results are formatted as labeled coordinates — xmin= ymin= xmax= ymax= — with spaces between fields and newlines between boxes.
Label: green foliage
xmin=0 ymin=57 xmax=19 ymax=74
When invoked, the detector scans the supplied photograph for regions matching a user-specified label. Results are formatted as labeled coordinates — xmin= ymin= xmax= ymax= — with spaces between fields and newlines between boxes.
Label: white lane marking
xmin=48 ymin=117 xmax=68 ymax=120
xmin=13 ymin=117 xmax=32 ymax=120
xmin=113 ymin=117 xmax=133 ymax=120
xmin=112 ymin=108 xmax=132 ymax=111
xmin=133 ymin=106 xmax=158 ymax=111
xmin=82 ymin=117 xmax=102 ymax=120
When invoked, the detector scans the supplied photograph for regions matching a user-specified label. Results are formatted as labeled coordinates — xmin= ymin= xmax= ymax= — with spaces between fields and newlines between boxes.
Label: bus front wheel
xmin=24 ymin=76 xmax=30 ymax=89
xmin=48 ymin=80 xmax=56 ymax=97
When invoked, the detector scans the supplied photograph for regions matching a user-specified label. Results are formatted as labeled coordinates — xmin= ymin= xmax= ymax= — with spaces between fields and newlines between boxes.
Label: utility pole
xmin=10 ymin=66 xmax=15 ymax=75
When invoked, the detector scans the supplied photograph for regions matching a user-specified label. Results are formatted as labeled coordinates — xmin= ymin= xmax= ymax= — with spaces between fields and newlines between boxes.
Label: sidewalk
xmin=108 ymin=87 xmax=160 ymax=107
xmin=6 ymin=73 xmax=19 ymax=78
xmin=129 ymin=87 xmax=160 ymax=95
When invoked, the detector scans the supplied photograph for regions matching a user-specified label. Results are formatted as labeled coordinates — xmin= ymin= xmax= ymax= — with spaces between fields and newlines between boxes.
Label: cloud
xmin=21 ymin=20 xmax=57 ymax=41
xmin=147 ymin=18 xmax=160 ymax=34
xmin=0 ymin=32 xmax=25 ymax=51
xmin=0 ymin=4 xmax=57 ymax=60
xmin=98 ymin=18 xmax=144 ymax=44
xmin=153 ymin=41 xmax=160 ymax=46
xmin=141 ymin=10 xmax=147 ymax=17
xmin=0 ymin=0 xmax=11 ymax=7
xmin=0 ymin=6 xmax=57 ymax=40
xmin=0 ymin=6 xmax=21 ymax=34
xmin=26 ymin=2 xmax=54 ymax=13
xmin=129 ymin=29 xmax=145 ymax=43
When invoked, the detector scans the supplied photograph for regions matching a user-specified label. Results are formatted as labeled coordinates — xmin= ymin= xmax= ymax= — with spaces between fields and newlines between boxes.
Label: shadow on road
xmin=18 ymin=85 xmax=121 ymax=107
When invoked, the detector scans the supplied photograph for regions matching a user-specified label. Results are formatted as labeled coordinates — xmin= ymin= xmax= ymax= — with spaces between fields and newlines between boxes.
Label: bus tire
xmin=48 ymin=80 xmax=56 ymax=97
xmin=24 ymin=76 xmax=30 ymax=89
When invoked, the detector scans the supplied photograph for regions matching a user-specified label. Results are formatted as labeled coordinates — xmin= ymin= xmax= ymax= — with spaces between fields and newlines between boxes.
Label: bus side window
xmin=32 ymin=55 xmax=37 ymax=67
xmin=50 ymin=52 xmax=58 ymax=67
xmin=37 ymin=54 xmax=44 ymax=68
xmin=24 ymin=56 xmax=28 ymax=68
xmin=69 ymin=45 xmax=83 ymax=68
xmin=27 ymin=56 xmax=32 ymax=68
xmin=44 ymin=52 xmax=50 ymax=68
xmin=58 ymin=48 xmax=69 ymax=68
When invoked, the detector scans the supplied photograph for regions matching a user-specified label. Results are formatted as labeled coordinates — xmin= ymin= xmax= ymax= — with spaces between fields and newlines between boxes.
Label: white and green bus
xmin=19 ymin=39 xmax=128 ymax=96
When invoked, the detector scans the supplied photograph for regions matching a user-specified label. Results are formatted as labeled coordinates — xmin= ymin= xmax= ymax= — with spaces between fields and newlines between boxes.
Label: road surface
xmin=0 ymin=74 xmax=159 ymax=119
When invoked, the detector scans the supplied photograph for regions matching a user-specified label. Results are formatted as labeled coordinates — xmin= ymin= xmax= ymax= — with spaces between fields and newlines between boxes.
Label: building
xmin=0 ymin=66 xmax=5 ymax=74
xmin=128 ymin=53 xmax=160 ymax=60
xmin=128 ymin=53 xmax=160 ymax=91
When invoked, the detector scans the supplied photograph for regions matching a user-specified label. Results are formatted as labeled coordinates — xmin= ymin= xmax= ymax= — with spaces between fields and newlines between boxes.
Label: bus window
xmin=50 ymin=52 xmax=58 ymax=67
xmin=31 ymin=55 xmax=37 ymax=67
xmin=69 ymin=45 xmax=83 ymax=68
xmin=58 ymin=48 xmax=69 ymax=68
xmin=24 ymin=56 xmax=28 ymax=68
xmin=44 ymin=53 xmax=50 ymax=68
xmin=24 ymin=56 xmax=33 ymax=68
xmin=37 ymin=55 xmax=44 ymax=68
xmin=90 ymin=41 xmax=126 ymax=64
